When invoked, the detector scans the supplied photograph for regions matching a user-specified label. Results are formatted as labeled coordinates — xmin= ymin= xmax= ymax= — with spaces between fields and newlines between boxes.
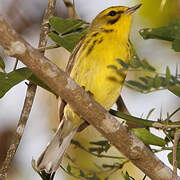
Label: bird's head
xmin=90 ymin=4 xmax=141 ymax=38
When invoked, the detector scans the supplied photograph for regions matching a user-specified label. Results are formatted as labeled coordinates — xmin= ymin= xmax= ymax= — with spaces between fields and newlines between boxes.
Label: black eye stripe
xmin=106 ymin=9 xmax=124 ymax=25
xmin=108 ymin=10 xmax=117 ymax=16
xmin=117 ymin=10 xmax=124 ymax=14
xmin=108 ymin=10 xmax=124 ymax=16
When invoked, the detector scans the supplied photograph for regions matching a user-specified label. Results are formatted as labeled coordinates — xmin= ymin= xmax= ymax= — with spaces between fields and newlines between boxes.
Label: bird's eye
xmin=108 ymin=11 xmax=117 ymax=16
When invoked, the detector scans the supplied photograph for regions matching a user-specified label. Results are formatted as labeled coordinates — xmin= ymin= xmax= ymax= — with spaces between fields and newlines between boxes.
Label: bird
xmin=37 ymin=4 xmax=141 ymax=173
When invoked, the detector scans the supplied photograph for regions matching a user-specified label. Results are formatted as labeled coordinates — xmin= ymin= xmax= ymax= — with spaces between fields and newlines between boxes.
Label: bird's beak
xmin=125 ymin=4 xmax=142 ymax=14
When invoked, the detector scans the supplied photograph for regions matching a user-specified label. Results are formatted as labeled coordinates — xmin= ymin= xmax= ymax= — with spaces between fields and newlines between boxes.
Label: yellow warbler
xmin=37 ymin=4 xmax=141 ymax=173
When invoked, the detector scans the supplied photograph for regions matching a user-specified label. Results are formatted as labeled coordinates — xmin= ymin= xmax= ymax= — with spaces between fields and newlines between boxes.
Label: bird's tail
xmin=37 ymin=116 xmax=79 ymax=173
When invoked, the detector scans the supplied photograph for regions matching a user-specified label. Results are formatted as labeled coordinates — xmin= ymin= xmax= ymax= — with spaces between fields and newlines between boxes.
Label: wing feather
xmin=58 ymin=37 xmax=85 ymax=122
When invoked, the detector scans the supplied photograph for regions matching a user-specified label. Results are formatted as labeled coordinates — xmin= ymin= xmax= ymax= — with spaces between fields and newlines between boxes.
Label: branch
xmin=0 ymin=16 xmax=179 ymax=180
xmin=116 ymin=96 xmax=141 ymax=128
xmin=0 ymin=0 xmax=56 ymax=179
xmin=0 ymin=83 xmax=36 ymax=180
xmin=38 ymin=0 xmax=57 ymax=48
xmin=63 ymin=0 xmax=78 ymax=18
xmin=110 ymin=109 xmax=180 ymax=129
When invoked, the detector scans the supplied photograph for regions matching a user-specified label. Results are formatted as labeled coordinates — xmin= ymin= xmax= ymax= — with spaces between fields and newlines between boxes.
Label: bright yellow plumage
xmin=70 ymin=25 xmax=131 ymax=110
xmin=37 ymin=4 xmax=141 ymax=173
xmin=64 ymin=6 xmax=134 ymax=131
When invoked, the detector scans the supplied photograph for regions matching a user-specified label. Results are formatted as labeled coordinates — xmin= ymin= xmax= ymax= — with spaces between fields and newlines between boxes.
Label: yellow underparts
xmin=64 ymin=29 xmax=131 ymax=129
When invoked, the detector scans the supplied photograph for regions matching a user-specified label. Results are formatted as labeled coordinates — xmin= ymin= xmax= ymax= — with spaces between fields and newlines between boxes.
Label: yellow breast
xmin=70 ymin=31 xmax=131 ymax=110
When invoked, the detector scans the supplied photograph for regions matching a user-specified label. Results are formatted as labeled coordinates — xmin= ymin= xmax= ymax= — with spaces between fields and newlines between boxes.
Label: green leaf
xmin=88 ymin=174 xmax=100 ymax=180
xmin=145 ymin=76 xmax=154 ymax=89
xmin=89 ymin=140 xmax=109 ymax=146
xmin=129 ymin=59 xmax=141 ymax=68
xmin=31 ymin=159 xmax=39 ymax=173
xmin=165 ymin=66 xmax=171 ymax=86
xmin=0 ymin=56 xmax=5 ymax=70
xmin=71 ymin=139 xmax=83 ymax=148
xmin=0 ymin=68 xmax=32 ymax=98
xmin=79 ymin=170 xmax=85 ymax=177
xmin=107 ymin=65 xmax=118 ymax=70
xmin=139 ymin=18 xmax=180 ymax=52
xmin=116 ymin=59 xmax=129 ymax=69
xmin=171 ymin=76 xmax=179 ymax=84
xmin=168 ymin=84 xmax=180 ymax=97
xmin=126 ymin=80 xmax=148 ymax=90
xmin=89 ymin=147 xmax=104 ymax=154
xmin=172 ymin=39 xmax=180 ymax=52
xmin=130 ymin=42 xmax=156 ymax=71
xmin=67 ymin=164 xmax=72 ymax=174
xmin=103 ymin=163 xmax=123 ymax=169
xmin=141 ymin=59 xmax=156 ymax=71
xmin=130 ymin=41 xmax=141 ymax=61
xmin=62 ymin=33 xmax=85 ymax=51
xmin=159 ymin=76 xmax=167 ymax=87
xmin=154 ymin=75 xmax=161 ymax=89
xmin=139 ymin=77 xmax=148 ymax=84
xmin=129 ymin=42 xmax=143 ymax=69
xmin=131 ymin=128 xmax=166 ymax=146
xmin=48 ymin=32 xmax=84 ymax=52
xmin=124 ymin=172 xmax=132 ymax=180
xmin=146 ymin=108 xmax=155 ymax=119
xmin=139 ymin=28 xmax=173 ymax=41
xmin=139 ymin=19 xmax=180 ymax=41
xmin=49 ymin=17 xmax=86 ymax=34
xmin=90 ymin=140 xmax=110 ymax=152
xmin=168 ymin=150 xmax=180 ymax=169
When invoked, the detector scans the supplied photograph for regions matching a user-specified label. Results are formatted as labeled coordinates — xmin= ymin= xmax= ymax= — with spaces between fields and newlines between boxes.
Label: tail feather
xmin=37 ymin=117 xmax=79 ymax=173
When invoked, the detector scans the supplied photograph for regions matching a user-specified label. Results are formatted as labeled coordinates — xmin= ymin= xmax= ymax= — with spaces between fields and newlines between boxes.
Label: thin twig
xmin=152 ymin=147 xmax=173 ymax=153
xmin=38 ymin=0 xmax=57 ymax=48
xmin=166 ymin=107 xmax=180 ymax=121
xmin=116 ymin=96 xmax=141 ymax=128
xmin=0 ymin=0 xmax=57 ymax=179
xmin=63 ymin=0 xmax=78 ymax=18
xmin=13 ymin=58 xmax=18 ymax=70
xmin=0 ymin=83 xmax=36 ymax=180
xmin=110 ymin=109 xmax=180 ymax=129
xmin=172 ymin=130 xmax=180 ymax=180
xmin=38 ymin=45 xmax=59 ymax=52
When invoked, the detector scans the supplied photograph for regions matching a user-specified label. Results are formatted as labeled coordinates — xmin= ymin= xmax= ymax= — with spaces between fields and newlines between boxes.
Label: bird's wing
xmin=58 ymin=37 xmax=85 ymax=122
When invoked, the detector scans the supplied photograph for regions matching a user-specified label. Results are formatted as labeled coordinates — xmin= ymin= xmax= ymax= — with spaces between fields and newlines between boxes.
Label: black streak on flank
xmin=98 ymin=37 xmax=104 ymax=44
xmin=86 ymin=39 xmax=98 ymax=56
xmin=103 ymin=29 xmax=114 ymax=33
xmin=92 ymin=32 xmax=99 ymax=37
xmin=107 ymin=16 xmax=120 ymax=25
xmin=81 ymin=38 xmax=91 ymax=52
